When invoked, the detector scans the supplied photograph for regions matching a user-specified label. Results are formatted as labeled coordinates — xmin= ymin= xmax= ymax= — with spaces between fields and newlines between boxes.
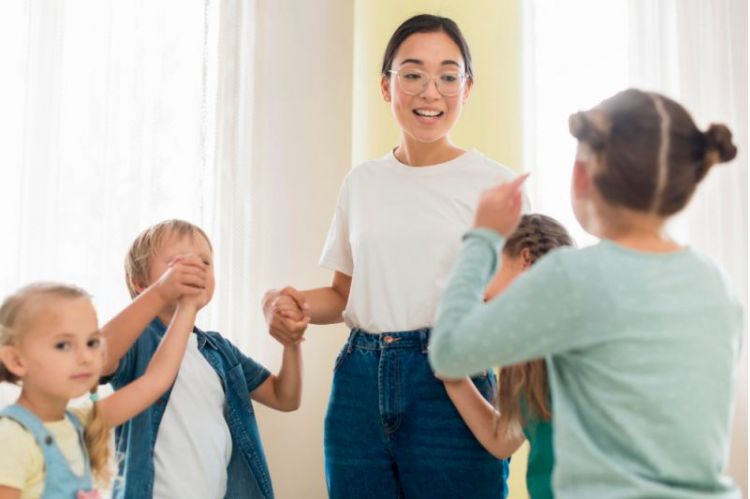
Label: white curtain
xmin=523 ymin=0 xmax=747 ymax=493
xmin=0 ymin=0 xmax=260 ymax=402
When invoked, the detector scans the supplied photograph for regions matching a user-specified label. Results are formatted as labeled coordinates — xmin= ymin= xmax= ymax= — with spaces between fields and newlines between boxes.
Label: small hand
xmin=474 ymin=173 xmax=529 ymax=237
xmin=265 ymin=287 xmax=310 ymax=346
xmin=154 ymin=254 xmax=208 ymax=303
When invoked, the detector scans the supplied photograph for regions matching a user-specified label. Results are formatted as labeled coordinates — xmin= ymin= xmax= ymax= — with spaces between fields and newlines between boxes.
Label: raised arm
xmin=97 ymin=298 xmax=198 ymax=428
xmin=100 ymin=255 xmax=206 ymax=376
xmin=429 ymin=175 xmax=585 ymax=377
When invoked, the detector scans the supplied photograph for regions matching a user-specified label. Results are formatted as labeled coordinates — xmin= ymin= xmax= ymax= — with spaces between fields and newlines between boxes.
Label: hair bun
xmin=569 ymin=110 xmax=610 ymax=150
xmin=704 ymin=123 xmax=737 ymax=165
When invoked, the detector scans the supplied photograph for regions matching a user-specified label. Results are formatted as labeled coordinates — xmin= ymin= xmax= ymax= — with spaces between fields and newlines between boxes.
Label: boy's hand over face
xmin=154 ymin=254 xmax=208 ymax=304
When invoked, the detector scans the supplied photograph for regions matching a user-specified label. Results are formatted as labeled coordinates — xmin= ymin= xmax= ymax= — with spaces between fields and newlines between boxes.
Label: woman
xmin=264 ymin=14 xmax=524 ymax=498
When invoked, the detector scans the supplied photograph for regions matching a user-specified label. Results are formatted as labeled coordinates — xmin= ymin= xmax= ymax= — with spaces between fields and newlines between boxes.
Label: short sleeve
xmin=319 ymin=174 xmax=353 ymax=276
xmin=228 ymin=343 xmax=272 ymax=393
xmin=0 ymin=418 xmax=42 ymax=492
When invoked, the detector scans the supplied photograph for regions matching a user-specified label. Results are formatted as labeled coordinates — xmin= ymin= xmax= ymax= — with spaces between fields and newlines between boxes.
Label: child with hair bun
xmin=431 ymin=89 xmax=742 ymax=498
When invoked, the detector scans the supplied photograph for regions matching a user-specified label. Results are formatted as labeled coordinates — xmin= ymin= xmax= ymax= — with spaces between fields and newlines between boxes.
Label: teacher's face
xmin=381 ymin=31 xmax=472 ymax=146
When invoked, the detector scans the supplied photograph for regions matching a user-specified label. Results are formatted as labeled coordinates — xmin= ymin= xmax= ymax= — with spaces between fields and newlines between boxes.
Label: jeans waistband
xmin=346 ymin=328 xmax=431 ymax=353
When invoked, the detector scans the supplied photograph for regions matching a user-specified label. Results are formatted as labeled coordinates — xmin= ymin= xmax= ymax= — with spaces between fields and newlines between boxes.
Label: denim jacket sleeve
xmin=227 ymin=341 xmax=271 ymax=393
xmin=100 ymin=342 xmax=137 ymax=389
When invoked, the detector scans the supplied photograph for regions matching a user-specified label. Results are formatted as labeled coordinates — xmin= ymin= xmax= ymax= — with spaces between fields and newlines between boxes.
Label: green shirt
xmin=524 ymin=414 xmax=554 ymax=499
xmin=430 ymin=229 xmax=742 ymax=499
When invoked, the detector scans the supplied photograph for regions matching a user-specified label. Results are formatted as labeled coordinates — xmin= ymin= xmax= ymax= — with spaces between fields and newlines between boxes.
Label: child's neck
xmin=17 ymin=387 xmax=69 ymax=422
xmin=595 ymin=204 xmax=681 ymax=253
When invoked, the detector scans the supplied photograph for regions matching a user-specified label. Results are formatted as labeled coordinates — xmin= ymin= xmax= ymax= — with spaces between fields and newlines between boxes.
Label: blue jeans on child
xmin=324 ymin=328 xmax=509 ymax=499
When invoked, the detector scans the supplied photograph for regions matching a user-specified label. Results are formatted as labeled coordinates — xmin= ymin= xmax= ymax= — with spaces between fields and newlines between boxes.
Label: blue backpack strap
xmin=65 ymin=410 xmax=83 ymax=433
xmin=65 ymin=409 xmax=94 ymax=488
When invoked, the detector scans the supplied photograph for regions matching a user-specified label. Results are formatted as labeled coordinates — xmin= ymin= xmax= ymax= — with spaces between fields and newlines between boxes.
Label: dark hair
xmin=503 ymin=214 xmax=575 ymax=262
xmin=380 ymin=14 xmax=473 ymax=79
xmin=496 ymin=215 xmax=574 ymax=435
xmin=569 ymin=88 xmax=737 ymax=216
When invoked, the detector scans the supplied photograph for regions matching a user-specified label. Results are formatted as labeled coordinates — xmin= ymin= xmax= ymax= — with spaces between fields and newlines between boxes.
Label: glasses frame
xmin=387 ymin=69 xmax=469 ymax=97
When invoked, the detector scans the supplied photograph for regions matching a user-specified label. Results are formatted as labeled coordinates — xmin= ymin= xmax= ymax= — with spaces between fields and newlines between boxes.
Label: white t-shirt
xmin=319 ymin=149 xmax=526 ymax=333
xmin=153 ymin=334 xmax=232 ymax=499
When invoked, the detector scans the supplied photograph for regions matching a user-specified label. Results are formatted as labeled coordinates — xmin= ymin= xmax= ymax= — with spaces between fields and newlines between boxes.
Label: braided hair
xmin=496 ymin=215 xmax=574 ymax=436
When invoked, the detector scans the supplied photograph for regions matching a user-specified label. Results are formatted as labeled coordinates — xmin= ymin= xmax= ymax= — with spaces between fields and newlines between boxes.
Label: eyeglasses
xmin=387 ymin=69 xmax=468 ymax=97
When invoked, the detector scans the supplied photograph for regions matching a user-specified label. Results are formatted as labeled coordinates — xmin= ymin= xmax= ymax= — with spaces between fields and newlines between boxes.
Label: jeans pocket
xmin=332 ymin=345 xmax=349 ymax=373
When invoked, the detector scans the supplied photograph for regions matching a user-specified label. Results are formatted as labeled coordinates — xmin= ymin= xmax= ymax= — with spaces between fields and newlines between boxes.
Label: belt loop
xmin=420 ymin=328 xmax=430 ymax=354
xmin=347 ymin=329 xmax=357 ymax=354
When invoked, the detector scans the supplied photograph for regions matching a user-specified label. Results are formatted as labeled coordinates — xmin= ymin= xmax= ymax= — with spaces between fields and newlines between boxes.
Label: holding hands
xmin=153 ymin=254 xmax=210 ymax=309
xmin=263 ymin=287 xmax=311 ymax=347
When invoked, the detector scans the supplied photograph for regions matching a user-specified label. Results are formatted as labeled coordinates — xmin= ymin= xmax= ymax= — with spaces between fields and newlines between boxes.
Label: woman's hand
xmin=263 ymin=287 xmax=310 ymax=346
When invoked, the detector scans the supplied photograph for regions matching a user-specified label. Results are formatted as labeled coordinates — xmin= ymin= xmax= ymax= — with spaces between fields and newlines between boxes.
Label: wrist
xmin=283 ymin=342 xmax=302 ymax=353
xmin=177 ymin=301 xmax=200 ymax=315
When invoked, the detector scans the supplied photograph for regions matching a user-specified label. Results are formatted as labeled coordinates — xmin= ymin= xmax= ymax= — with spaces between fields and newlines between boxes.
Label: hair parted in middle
xmin=380 ymin=14 xmax=473 ymax=79
xmin=569 ymin=88 xmax=737 ymax=216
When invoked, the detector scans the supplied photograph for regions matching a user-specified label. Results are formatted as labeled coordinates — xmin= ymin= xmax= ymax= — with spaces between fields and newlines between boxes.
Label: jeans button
xmin=383 ymin=335 xmax=394 ymax=344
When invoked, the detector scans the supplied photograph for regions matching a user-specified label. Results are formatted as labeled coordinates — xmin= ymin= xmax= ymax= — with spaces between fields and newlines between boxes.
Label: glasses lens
xmin=399 ymin=70 xmax=427 ymax=95
xmin=437 ymin=72 xmax=463 ymax=96
xmin=394 ymin=70 xmax=465 ymax=96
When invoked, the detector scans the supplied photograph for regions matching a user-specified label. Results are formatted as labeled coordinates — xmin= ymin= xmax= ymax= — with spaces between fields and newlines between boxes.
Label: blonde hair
xmin=125 ymin=219 xmax=213 ymax=298
xmin=0 ymin=283 xmax=113 ymax=488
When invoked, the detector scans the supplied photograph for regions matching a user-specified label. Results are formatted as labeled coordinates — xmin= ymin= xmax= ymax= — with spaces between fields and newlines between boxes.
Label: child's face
xmin=14 ymin=296 xmax=103 ymax=401
xmin=148 ymin=229 xmax=215 ymax=307
xmin=484 ymin=252 xmax=528 ymax=301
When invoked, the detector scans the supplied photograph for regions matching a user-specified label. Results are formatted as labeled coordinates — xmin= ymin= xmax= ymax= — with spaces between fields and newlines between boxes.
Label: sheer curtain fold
xmin=208 ymin=0 xmax=259 ymax=353
xmin=0 ymin=0 xmax=260 ymax=402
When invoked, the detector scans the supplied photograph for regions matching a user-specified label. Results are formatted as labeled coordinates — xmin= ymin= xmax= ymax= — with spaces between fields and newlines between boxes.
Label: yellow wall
xmin=351 ymin=2 xmax=529 ymax=498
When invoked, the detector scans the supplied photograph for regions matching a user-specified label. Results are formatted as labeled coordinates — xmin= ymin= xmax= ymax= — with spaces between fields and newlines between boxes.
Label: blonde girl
xmin=0 ymin=258 xmax=205 ymax=498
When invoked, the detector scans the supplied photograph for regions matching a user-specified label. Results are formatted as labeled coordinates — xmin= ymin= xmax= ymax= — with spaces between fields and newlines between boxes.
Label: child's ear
xmin=572 ymin=159 xmax=591 ymax=197
xmin=520 ymin=248 xmax=533 ymax=270
xmin=0 ymin=345 xmax=26 ymax=379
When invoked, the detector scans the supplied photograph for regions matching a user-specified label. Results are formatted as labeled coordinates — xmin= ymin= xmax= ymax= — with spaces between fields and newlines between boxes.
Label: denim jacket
xmin=104 ymin=318 xmax=273 ymax=499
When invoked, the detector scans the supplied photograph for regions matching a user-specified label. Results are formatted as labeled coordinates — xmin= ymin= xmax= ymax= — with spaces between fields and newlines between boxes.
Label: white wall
xmin=250 ymin=2 xmax=354 ymax=498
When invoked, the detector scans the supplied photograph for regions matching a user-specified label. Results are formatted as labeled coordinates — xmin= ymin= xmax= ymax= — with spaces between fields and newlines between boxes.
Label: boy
xmin=101 ymin=219 xmax=307 ymax=499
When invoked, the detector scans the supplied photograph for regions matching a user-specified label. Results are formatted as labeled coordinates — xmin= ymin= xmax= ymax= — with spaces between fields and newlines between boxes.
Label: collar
xmin=148 ymin=317 xmax=214 ymax=350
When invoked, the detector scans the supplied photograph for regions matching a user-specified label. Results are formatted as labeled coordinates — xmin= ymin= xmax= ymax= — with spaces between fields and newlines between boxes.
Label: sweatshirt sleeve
xmin=429 ymin=228 xmax=585 ymax=378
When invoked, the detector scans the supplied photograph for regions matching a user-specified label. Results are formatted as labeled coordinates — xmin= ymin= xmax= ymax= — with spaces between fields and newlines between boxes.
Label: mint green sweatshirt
xmin=430 ymin=228 xmax=742 ymax=499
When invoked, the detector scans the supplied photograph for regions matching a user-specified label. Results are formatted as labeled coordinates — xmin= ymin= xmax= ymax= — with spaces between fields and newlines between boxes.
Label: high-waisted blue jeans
xmin=324 ymin=328 xmax=509 ymax=498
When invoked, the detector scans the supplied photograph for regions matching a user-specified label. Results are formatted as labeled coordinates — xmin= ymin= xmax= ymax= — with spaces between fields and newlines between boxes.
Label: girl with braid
xmin=443 ymin=214 xmax=574 ymax=499
xmin=430 ymin=89 xmax=742 ymax=498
